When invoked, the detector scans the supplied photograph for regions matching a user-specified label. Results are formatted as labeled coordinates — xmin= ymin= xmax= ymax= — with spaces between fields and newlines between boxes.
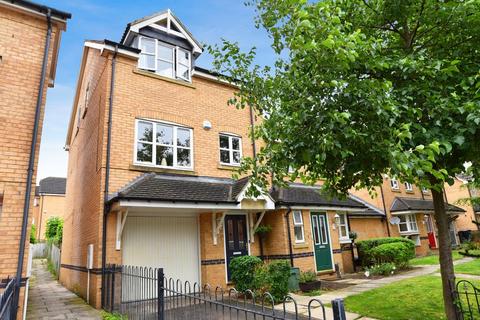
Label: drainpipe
xmin=380 ymin=185 xmax=391 ymax=237
xmin=248 ymin=105 xmax=257 ymax=157
xmin=101 ymin=45 xmax=118 ymax=308
xmin=13 ymin=9 xmax=52 ymax=319
xmin=284 ymin=207 xmax=294 ymax=267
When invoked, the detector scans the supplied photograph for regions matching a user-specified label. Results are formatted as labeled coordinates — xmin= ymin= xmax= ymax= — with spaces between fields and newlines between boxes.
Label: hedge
xmin=229 ymin=255 xmax=262 ymax=292
xmin=357 ymin=237 xmax=415 ymax=268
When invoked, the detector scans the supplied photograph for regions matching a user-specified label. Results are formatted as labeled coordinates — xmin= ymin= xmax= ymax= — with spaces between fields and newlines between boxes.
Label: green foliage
xmin=357 ymin=237 xmax=415 ymax=267
xmin=265 ymin=260 xmax=290 ymax=301
xmin=299 ymin=270 xmax=317 ymax=284
xmin=101 ymin=311 xmax=128 ymax=320
xmin=47 ymin=260 xmax=57 ymax=278
xmin=254 ymin=224 xmax=272 ymax=235
xmin=365 ymin=263 xmax=397 ymax=276
xmin=45 ymin=217 xmax=63 ymax=245
xmin=460 ymin=241 xmax=479 ymax=253
xmin=30 ymin=224 xmax=37 ymax=244
xmin=229 ymin=255 xmax=263 ymax=292
xmin=370 ymin=242 xmax=415 ymax=269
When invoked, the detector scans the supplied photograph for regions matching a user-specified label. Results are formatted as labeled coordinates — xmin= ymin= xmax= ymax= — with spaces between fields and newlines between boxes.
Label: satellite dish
xmin=389 ymin=216 xmax=401 ymax=225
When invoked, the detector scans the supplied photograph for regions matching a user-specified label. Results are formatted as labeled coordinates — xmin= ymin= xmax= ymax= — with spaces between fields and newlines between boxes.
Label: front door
xmin=426 ymin=214 xmax=437 ymax=249
xmin=225 ymin=215 xmax=248 ymax=280
xmin=310 ymin=212 xmax=333 ymax=271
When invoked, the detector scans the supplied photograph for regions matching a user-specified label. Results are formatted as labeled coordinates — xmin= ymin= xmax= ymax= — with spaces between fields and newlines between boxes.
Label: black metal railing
xmin=456 ymin=279 xmax=480 ymax=320
xmin=104 ymin=264 xmax=346 ymax=320
xmin=0 ymin=277 xmax=16 ymax=320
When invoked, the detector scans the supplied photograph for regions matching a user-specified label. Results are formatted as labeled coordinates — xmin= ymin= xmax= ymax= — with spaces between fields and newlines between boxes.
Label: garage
xmin=122 ymin=214 xmax=200 ymax=285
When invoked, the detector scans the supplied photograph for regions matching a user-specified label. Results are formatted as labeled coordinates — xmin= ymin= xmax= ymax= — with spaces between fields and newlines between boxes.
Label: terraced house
xmin=60 ymin=9 xmax=388 ymax=309
xmin=0 ymin=0 xmax=70 ymax=317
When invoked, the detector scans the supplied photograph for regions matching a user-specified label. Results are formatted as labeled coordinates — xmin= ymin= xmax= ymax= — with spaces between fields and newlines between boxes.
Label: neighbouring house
xmin=0 ymin=0 xmax=70 ymax=317
xmin=352 ymin=176 xmax=466 ymax=256
xmin=32 ymin=177 xmax=67 ymax=241
xmin=60 ymin=9 xmax=380 ymax=309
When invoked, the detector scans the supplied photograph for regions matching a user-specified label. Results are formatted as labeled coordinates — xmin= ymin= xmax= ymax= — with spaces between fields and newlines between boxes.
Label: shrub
xmin=265 ymin=260 xmax=290 ymax=302
xmin=299 ymin=270 xmax=317 ymax=284
xmin=365 ymin=263 xmax=396 ymax=277
xmin=229 ymin=255 xmax=262 ymax=292
xmin=357 ymin=237 xmax=415 ymax=267
xmin=370 ymin=242 xmax=415 ymax=269
xmin=45 ymin=217 xmax=63 ymax=245
xmin=460 ymin=241 xmax=478 ymax=253
xmin=30 ymin=224 xmax=37 ymax=244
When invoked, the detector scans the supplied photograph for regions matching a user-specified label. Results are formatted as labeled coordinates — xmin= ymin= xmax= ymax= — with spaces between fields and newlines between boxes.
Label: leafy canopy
xmin=209 ymin=0 xmax=480 ymax=196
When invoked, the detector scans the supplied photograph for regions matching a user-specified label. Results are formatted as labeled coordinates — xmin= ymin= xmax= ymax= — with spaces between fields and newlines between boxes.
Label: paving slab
xmin=26 ymin=259 xmax=102 ymax=320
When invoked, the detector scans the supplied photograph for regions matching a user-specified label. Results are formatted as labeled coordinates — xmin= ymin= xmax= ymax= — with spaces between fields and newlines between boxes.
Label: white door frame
xmin=310 ymin=211 xmax=335 ymax=273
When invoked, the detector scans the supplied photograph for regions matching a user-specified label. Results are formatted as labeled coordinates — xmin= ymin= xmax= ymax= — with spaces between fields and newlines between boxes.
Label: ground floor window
xmin=337 ymin=213 xmax=350 ymax=242
xmin=405 ymin=234 xmax=421 ymax=246
xmin=293 ymin=210 xmax=305 ymax=243
xmin=398 ymin=214 xmax=418 ymax=233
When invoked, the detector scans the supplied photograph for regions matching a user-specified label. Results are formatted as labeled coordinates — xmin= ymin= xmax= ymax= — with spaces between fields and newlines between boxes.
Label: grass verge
xmin=455 ymin=258 xmax=480 ymax=276
xmin=409 ymin=250 xmax=463 ymax=266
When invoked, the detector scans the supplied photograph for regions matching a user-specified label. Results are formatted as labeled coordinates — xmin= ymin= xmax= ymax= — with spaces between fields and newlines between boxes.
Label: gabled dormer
xmin=121 ymin=9 xmax=203 ymax=83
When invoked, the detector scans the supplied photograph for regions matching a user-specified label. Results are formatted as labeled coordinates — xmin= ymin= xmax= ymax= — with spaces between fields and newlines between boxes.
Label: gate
xmin=456 ymin=280 xmax=480 ymax=320
xmin=104 ymin=264 xmax=346 ymax=320
xmin=0 ymin=277 xmax=17 ymax=320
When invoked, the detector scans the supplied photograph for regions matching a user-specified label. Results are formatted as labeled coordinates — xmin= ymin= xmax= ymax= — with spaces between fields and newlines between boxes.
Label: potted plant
xmin=254 ymin=225 xmax=272 ymax=239
xmin=299 ymin=270 xmax=321 ymax=292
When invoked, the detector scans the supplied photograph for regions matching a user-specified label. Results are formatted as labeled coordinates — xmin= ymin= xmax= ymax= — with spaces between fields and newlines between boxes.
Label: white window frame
xmin=337 ymin=212 xmax=350 ymax=242
xmin=134 ymin=119 xmax=194 ymax=170
xmin=292 ymin=210 xmax=305 ymax=243
xmin=219 ymin=134 xmax=242 ymax=166
xmin=404 ymin=182 xmax=413 ymax=192
xmin=398 ymin=214 xmax=419 ymax=234
xmin=390 ymin=178 xmax=399 ymax=190
xmin=138 ymin=36 xmax=192 ymax=82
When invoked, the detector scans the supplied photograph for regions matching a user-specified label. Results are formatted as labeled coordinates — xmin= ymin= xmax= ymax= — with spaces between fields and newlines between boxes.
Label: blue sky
xmin=37 ymin=0 xmax=273 ymax=182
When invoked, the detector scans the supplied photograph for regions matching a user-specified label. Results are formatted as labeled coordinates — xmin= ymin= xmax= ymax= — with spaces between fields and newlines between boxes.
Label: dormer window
xmin=138 ymin=36 xmax=191 ymax=82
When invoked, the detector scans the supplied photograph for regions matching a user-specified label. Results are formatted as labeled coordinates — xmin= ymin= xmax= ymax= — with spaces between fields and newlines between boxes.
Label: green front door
xmin=310 ymin=212 xmax=333 ymax=271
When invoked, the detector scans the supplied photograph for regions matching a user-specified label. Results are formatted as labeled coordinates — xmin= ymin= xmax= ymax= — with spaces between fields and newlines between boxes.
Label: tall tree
xmin=209 ymin=0 xmax=480 ymax=318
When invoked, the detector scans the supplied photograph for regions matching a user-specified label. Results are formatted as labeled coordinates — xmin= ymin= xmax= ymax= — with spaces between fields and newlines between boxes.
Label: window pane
xmin=219 ymin=135 xmax=229 ymax=149
xmin=177 ymin=148 xmax=191 ymax=167
xmin=340 ymin=226 xmax=348 ymax=238
xmin=156 ymin=146 xmax=173 ymax=166
xmin=237 ymin=219 xmax=245 ymax=250
xmin=156 ymin=124 xmax=173 ymax=145
xmin=220 ymin=150 xmax=230 ymax=163
xmin=232 ymin=151 xmax=241 ymax=164
xmin=319 ymin=216 xmax=328 ymax=244
xmin=294 ymin=226 xmax=304 ymax=242
xmin=399 ymin=215 xmax=406 ymax=223
xmin=139 ymin=54 xmax=155 ymax=70
xmin=312 ymin=216 xmax=320 ymax=245
xmin=177 ymin=128 xmax=190 ymax=147
xmin=136 ymin=143 xmax=152 ymax=162
xmin=157 ymin=60 xmax=174 ymax=77
xmin=158 ymin=44 xmax=173 ymax=61
xmin=140 ymin=38 xmax=155 ymax=53
xmin=178 ymin=49 xmax=190 ymax=65
xmin=177 ymin=64 xmax=190 ymax=80
xmin=227 ymin=220 xmax=234 ymax=250
xmin=137 ymin=122 xmax=153 ymax=142
xmin=339 ymin=214 xmax=346 ymax=225
xmin=399 ymin=223 xmax=408 ymax=232
xmin=293 ymin=211 xmax=302 ymax=224
xmin=232 ymin=138 xmax=240 ymax=150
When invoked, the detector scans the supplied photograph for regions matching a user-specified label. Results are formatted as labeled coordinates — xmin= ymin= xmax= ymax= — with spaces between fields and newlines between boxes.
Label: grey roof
xmin=38 ymin=177 xmax=66 ymax=195
xmin=1 ymin=0 xmax=71 ymax=20
xmin=269 ymin=184 xmax=367 ymax=209
xmin=113 ymin=173 xmax=250 ymax=204
xmin=347 ymin=194 xmax=386 ymax=217
xmin=390 ymin=197 xmax=465 ymax=213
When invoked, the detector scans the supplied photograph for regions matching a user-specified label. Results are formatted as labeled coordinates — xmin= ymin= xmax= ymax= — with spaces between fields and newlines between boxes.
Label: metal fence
xmin=104 ymin=264 xmax=346 ymax=320
xmin=46 ymin=243 xmax=61 ymax=278
xmin=456 ymin=279 xmax=480 ymax=320
xmin=0 ymin=277 xmax=16 ymax=320
xmin=31 ymin=242 xmax=48 ymax=259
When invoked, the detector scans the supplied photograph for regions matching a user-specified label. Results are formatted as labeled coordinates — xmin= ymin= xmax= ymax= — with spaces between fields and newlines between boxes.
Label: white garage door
xmin=122 ymin=215 xmax=200 ymax=284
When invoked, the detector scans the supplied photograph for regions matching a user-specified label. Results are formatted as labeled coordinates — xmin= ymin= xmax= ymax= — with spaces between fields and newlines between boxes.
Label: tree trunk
xmin=431 ymin=187 xmax=458 ymax=320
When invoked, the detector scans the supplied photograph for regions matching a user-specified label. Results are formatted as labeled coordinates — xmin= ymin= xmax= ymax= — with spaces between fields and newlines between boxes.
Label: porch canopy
xmin=390 ymin=197 xmax=465 ymax=215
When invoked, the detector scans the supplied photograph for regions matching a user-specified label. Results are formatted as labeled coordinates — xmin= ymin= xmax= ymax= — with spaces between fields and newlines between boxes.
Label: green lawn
xmin=344 ymin=276 xmax=480 ymax=320
xmin=409 ymin=251 xmax=463 ymax=266
xmin=455 ymin=258 xmax=480 ymax=276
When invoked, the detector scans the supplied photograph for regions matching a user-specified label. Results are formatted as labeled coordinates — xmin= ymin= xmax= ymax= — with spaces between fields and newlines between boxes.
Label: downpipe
xmin=284 ymin=207 xmax=294 ymax=267
xmin=13 ymin=8 xmax=52 ymax=319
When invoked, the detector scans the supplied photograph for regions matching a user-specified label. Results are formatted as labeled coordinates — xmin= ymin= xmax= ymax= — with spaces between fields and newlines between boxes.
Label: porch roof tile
xmin=390 ymin=197 xmax=465 ymax=213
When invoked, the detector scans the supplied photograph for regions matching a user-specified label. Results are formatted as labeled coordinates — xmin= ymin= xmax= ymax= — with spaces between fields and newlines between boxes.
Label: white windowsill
xmin=133 ymin=162 xmax=193 ymax=172
xmin=339 ymin=239 xmax=352 ymax=244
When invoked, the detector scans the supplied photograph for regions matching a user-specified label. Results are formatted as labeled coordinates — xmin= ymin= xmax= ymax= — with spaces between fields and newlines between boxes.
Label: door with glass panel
xmin=224 ymin=215 xmax=248 ymax=281
xmin=310 ymin=212 xmax=333 ymax=271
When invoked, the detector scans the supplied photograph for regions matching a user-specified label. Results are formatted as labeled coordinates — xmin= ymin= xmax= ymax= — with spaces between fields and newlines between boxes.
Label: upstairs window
xmin=390 ymin=178 xmax=399 ymax=190
xmin=292 ymin=211 xmax=305 ymax=243
xmin=219 ymin=134 xmax=242 ymax=166
xmin=398 ymin=214 xmax=418 ymax=234
xmin=404 ymin=182 xmax=413 ymax=192
xmin=138 ymin=36 xmax=191 ymax=82
xmin=135 ymin=119 xmax=193 ymax=169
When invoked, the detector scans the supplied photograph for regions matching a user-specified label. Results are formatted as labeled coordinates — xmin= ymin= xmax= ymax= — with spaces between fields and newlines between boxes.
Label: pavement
xmin=26 ymin=259 xmax=102 ymax=320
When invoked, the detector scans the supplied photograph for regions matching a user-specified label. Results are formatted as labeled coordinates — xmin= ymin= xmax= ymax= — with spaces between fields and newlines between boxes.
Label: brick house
xmin=32 ymin=177 xmax=66 ymax=241
xmin=60 ymin=10 xmax=385 ymax=308
xmin=0 ymin=0 xmax=70 ymax=317
xmin=352 ymin=176 xmax=466 ymax=256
